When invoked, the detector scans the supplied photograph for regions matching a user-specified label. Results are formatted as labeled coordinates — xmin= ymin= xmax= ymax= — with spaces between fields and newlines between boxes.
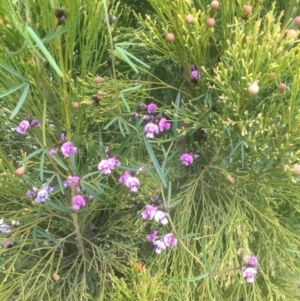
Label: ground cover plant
xmin=1 ymin=0 xmax=300 ymax=300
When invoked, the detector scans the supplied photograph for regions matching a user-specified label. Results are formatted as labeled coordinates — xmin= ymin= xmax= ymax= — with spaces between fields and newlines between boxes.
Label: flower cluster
xmin=49 ymin=133 xmax=77 ymax=157
xmin=241 ymin=255 xmax=258 ymax=283
xmin=135 ymin=102 xmax=171 ymax=138
xmin=119 ymin=170 xmax=140 ymax=192
xmin=147 ymin=231 xmax=177 ymax=254
xmin=16 ymin=118 xmax=40 ymax=134
xmin=142 ymin=196 xmax=178 ymax=254
xmin=98 ymin=147 xmax=120 ymax=175
xmin=180 ymin=152 xmax=199 ymax=166
xmin=26 ymin=184 xmax=53 ymax=203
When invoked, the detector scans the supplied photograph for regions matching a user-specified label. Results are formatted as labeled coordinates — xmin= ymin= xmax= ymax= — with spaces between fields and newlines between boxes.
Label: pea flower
xmin=16 ymin=120 xmax=30 ymax=133
xmin=153 ymin=239 xmax=166 ymax=254
xmin=159 ymin=118 xmax=171 ymax=132
xmin=141 ymin=205 xmax=158 ymax=220
xmin=98 ymin=157 xmax=120 ymax=174
xmin=61 ymin=141 xmax=77 ymax=157
xmin=26 ymin=184 xmax=53 ymax=203
xmin=64 ymin=175 xmax=81 ymax=187
xmin=0 ymin=219 xmax=11 ymax=233
xmin=163 ymin=233 xmax=178 ymax=246
xmin=242 ymin=267 xmax=257 ymax=283
xmin=147 ymin=103 xmax=157 ymax=114
xmin=145 ymin=123 xmax=159 ymax=138
xmin=154 ymin=210 xmax=168 ymax=225
xmin=147 ymin=230 xmax=158 ymax=242
xmin=125 ymin=175 xmax=140 ymax=192
xmin=49 ymin=149 xmax=57 ymax=156
xmin=244 ymin=255 xmax=258 ymax=267
xmin=180 ymin=153 xmax=194 ymax=166
xmin=72 ymin=195 xmax=86 ymax=210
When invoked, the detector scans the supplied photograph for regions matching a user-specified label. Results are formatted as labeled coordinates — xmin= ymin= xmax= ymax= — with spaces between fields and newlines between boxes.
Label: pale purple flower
xmin=60 ymin=133 xmax=65 ymax=142
xmin=143 ymin=115 xmax=151 ymax=121
xmin=141 ymin=205 xmax=158 ymax=220
xmin=147 ymin=103 xmax=157 ymax=114
xmin=0 ymin=219 xmax=11 ymax=233
xmin=163 ymin=233 xmax=178 ymax=246
xmin=61 ymin=141 xmax=77 ymax=157
xmin=134 ymin=113 xmax=139 ymax=118
xmin=125 ymin=176 xmax=140 ymax=192
xmin=242 ymin=267 xmax=257 ymax=283
xmin=30 ymin=119 xmax=40 ymax=127
xmin=16 ymin=120 xmax=30 ymax=133
xmin=49 ymin=149 xmax=57 ymax=156
xmin=153 ymin=239 xmax=166 ymax=254
xmin=26 ymin=187 xmax=38 ymax=198
xmin=35 ymin=188 xmax=49 ymax=203
xmin=145 ymin=123 xmax=159 ymax=138
xmin=64 ymin=175 xmax=80 ymax=187
xmin=119 ymin=171 xmax=131 ymax=184
xmin=181 ymin=153 xmax=193 ymax=166
xmin=98 ymin=158 xmax=116 ymax=174
xmin=147 ymin=230 xmax=158 ymax=242
xmin=247 ymin=256 xmax=258 ymax=267
xmin=154 ymin=210 xmax=168 ymax=225
xmin=72 ymin=195 xmax=86 ymax=210
xmin=159 ymin=118 xmax=171 ymax=132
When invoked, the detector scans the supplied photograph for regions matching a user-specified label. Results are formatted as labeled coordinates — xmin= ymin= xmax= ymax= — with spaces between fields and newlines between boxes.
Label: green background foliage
xmin=1 ymin=0 xmax=300 ymax=300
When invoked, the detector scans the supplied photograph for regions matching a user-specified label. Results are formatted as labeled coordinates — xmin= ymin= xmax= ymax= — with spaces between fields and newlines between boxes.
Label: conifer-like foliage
xmin=0 ymin=0 xmax=300 ymax=300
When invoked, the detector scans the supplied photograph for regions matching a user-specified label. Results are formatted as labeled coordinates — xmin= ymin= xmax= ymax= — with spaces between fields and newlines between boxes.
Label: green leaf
xmin=39 ymin=151 xmax=45 ymax=182
xmin=173 ymin=92 xmax=180 ymax=138
xmin=9 ymin=83 xmax=30 ymax=120
xmin=210 ymin=243 xmax=222 ymax=272
xmin=47 ymin=200 xmax=74 ymax=214
xmin=0 ymin=63 xmax=27 ymax=80
xmin=42 ymin=25 xmax=75 ymax=43
xmin=20 ymin=148 xmax=43 ymax=164
xmin=26 ymin=26 xmax=63 ymax=77
xmin=50 ymin=154 xmax=69 ymax=171
xmin=115 ymin=46 xmax=138 ymax=73
xmin=184 ymin=272 xmax=209 ymax=282
xmin=0 ymin=82 xmax=27 ymax=98
xmin=35 ymin=229 xmax=61 ymax=247
xmin=143 ymin=137 xmax=167 ymax=188
xmin=119 ymin=93 xmax=130 ymax=112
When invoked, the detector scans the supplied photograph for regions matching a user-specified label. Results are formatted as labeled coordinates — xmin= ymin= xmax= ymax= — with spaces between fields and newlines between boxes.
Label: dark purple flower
xmin=141 ymin=204 xmax=158 ymax=220
xmin=159 ymin=118 xmax=171 ymax=132
xmin=145 ymin=123 xmax=159 ymax=138
xmin=147 ymin=103 xmax=157 ymax=114
xmin=64 ymin=175 xmax=81 ymax=187
xmin=61 ymin=141 xmax=77 ymax=157
xmin=181 ymin=153 xmax=194 ymax=166
xmin=16 ymin=120 xmax=30 ymax=133
xmin=30 ymin=119 xmax=40 ymax=127
xmin=72 ymin=195 xmax=86 ymax=210
xmin=147 ymin=230 xmax=158 ymax=242
xmin=163 ymin=233 xmax=178 ymax=246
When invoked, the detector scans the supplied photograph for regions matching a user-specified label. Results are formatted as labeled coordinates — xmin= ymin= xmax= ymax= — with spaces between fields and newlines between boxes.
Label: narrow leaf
xmin=0 ymin=82 xmax=27 ymax=98
xmin=10 ymin=83 xmax=30 ymax=119
xmin=184 ymin=272 xmax=210 ymax=282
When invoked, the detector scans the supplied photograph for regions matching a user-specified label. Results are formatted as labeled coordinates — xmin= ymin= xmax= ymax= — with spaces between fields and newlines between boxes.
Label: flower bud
xmin=248 ymin=82 xmax=259 ymax=95
xmin=243 ymin=5 xmax=253 ymax=15
xmin=184 ymin=15 xmax=194 ymax=23
xmin=286 ymin=29 xmax=297 ymax=40
xmin=94 ymin=76 xmax=103 ymax=84
xmin=294 ymin=16 xmax=300 ymax=26
xmin=15 ymin=166 xmax=25 ymax=176
xmin=206 ymin=18 xmax=216 ymax=28
xmin=293 ymin=164 xmax=300 ymax=175
xmin=53 ymin=273 xmax=60 ymax=281
xmin=72 ymin=102 xmax=79 ymax=109
xmin=165 ymin=33 xmax=175 ymax=43
xmin=278 ymin=83 xmax=286 ymax=92
xmin=211 ymin=1 xmax=220 ymax=9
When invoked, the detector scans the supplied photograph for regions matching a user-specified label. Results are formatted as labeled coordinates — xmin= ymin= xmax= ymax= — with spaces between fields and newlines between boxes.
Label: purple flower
xmin=98 ymin=158 xmax=116 ymax=174
xmin=134 ymin=113 xmax=139 ymax=118
xmin=159 ymin=118 xmax=171 ymax=132
xmin=26 ymin=187 xmax=38 ymax=198
xmin=141 ymin=205 xmax=158 ymax=220
xmin=153 ymin=239 xmax=166 ymax=254
xmin=16 ymin=120 xmax=30 ymax=133
xmin=64 ymin=175 xmax=81 ymax=187
xmin=61 ymin=141 xmax=77 ymax=157
xmin=145 ymin=123 xmax=159 ymax=138
xmin=245 ymin=256 xmax=258 ymax=267
xmin=49 ymin=149 xmax=57 ymax=156
xmin=181 ymin=153 xmax=194 ymax=166
xmin=163 ymin=233 xmax=178 ymax=246
xmin=0 ymin=219 xmax=11 ymax=233
xmin=147 ymin=103 xmax=157 ymax=114
xmin=60 ymin=133 xmax=65 ymax=142
xmin=30 ymin=119 xmax=40 ymax=127
xmin=147 ymin=230 xmax=158 ymax=242
xmin=242 ymin=267 xmax=257 ymax=283
xmin=125 ymin=175 xmax=140 ymax=192
xmin=35 ymin=188 xmax=49 ymax=203
xmin=191 ymin=70 xmax=199 ymax=80
xmin=154 ymin=210 xmax=168 ymax=225
xmin=143 ymin=115 xmax=151 ymax=121
xmin=72 ymin=195 xmax=86 ymax=210
xmin=119 ymin=171 xmax=131 ymax=184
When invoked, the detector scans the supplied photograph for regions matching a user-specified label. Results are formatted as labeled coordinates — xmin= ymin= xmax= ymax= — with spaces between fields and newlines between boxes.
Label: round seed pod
xmin=286 ymin=29 xmax=297 ymax=40
xmin=72 ymin=102 xmax=79 ymax=109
